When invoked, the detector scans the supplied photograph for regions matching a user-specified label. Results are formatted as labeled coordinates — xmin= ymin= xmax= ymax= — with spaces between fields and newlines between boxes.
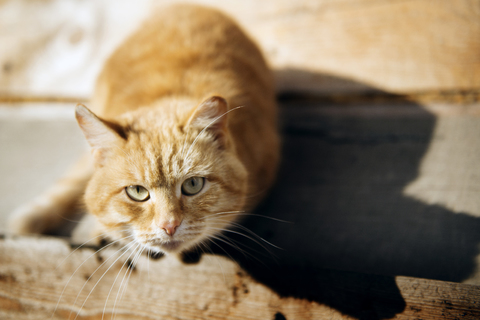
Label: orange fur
xmin=9 ymin=4 xmax=279 ymax=255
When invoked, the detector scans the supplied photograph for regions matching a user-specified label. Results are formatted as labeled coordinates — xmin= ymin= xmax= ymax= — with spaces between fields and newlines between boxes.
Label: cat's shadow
xmin=194 ymin=71 xmax=480 ymax=319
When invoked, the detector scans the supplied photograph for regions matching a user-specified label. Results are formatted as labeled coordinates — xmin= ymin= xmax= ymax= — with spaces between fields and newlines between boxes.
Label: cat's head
xmin=76 ymin=96 xmax=248 ymax=254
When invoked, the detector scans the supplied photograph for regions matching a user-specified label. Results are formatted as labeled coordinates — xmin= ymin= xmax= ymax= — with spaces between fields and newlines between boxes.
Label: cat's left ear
xmin=75 ymin=104 xmax=125 ymax=165
xmin=186 ymin=96 xmax=229 ymax=146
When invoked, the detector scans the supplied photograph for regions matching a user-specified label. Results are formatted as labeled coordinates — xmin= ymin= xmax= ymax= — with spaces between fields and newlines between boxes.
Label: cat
xmin=8 ymin=4 xmax=280 ymax=256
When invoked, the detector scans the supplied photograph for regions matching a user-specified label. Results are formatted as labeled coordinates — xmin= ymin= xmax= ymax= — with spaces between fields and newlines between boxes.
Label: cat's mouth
xmin=160 ymin=240 xmax=183 ymax=251
xmin=145 ymin=238 xmax=184 ymax=252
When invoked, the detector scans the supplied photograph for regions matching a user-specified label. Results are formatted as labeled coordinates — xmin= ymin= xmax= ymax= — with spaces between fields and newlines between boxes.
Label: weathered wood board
xmin=1 ymin=0 xmax=479 ymax=97
xmin=2 ymin=100 xmax=480 ymax=320
xmin=2 ymin=101 xmax=480 ymax=285
xmin=2 ymin=100 xmax=480 ymax=270
xmin=2 ymin=1 xmax=480 ymax=317
xmin=0 ymin=236 xmax=479 ymax=320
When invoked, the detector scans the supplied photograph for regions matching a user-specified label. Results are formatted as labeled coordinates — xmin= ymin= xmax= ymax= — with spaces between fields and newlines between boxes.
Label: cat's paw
xmin=179 ymin=249 xmax=203 ymax=264
xmin=71 ymin=213 xmax=105 ymax=246
xmin=7 ymin=203 xmax=52 ymax=235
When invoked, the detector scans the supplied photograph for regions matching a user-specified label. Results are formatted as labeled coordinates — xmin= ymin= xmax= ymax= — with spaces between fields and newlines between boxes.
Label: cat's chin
xmin=158 ymin=240 xmax=184 ymax=252
xmin=143 ymin=239 xmax=187 ymax=254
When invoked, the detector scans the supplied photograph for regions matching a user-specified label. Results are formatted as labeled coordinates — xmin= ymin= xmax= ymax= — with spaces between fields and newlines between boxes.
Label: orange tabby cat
xmin=9 ymin=4 xmax=279 ymax=255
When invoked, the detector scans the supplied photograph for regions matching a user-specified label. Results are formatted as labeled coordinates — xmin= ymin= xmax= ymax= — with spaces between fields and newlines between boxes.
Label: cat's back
xmin=92 ymin=4 xmax=279 ymax=203
xmin=92 ymin=4 xmax=275 ymax=119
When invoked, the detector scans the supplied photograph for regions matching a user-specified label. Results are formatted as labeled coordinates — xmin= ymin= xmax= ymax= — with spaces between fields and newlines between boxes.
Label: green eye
xmin=181 ymin=177 xmax=205 ymax=196
xmin=126 ymin=185 xmax=150 ymax=201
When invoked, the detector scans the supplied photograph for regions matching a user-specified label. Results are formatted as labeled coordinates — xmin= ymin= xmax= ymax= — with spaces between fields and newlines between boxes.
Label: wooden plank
xmin=0 ymin=236 xmax=479 ymax=319
xmin=395 ymin=277 xmax=480 ymax=319
xmin=2 ymin=101 xmax=480 ymax=286
xmin=262 ymin=101 xmax=480 ymax=286
xmin=1 ymin=0 xmax=479 ymax=97
xmin=0 ymin=236 xmax=354 ymax=320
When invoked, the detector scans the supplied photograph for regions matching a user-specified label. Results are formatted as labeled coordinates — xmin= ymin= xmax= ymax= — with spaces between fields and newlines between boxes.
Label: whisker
xmin=204 ymin=237 xmax=237 ymax=268
xmin=205 ymin=218 xmax=283 ymax=250
xmin=200 ymin=212 xmax=292 ymax=224
xmin=208 ymin=234 xmax=246 ymax=258
xmin=55 ymin=232 xmax=114 ymax=271
xmin=206 ymin=226 xmax=279 ymax=254
xmin=208 ymin=233 xmax=270 ymax=265
xmin=214 ymin=232 xmax=275 ymax=260
xmin=111 ymin=245 xmax=141 ymax=320
xmin=71 ymin=241 xmax=138 ymax=320
xmin=101 ymin=243 xmax=142 ymax=320
xmin=205 ymin=225 xmax=274 ymax=257
xmin=181 ymin=106 xmax=244 ymax=171
xmin=196 ymin=211 xmax=245 ymax=220
xmin=147 ymin=247 xmax=151 ymax=282
xmin=51 ymin=235 xmax=134 ymax=319
xmin=196 ymin=240 xmax=227 ymax=283
xmin=215 ymin=233 xmax=272 ymax=266
xmin=55 ymin=212 xmax=84 ymax=224
xmin=224 ymin=221 xmax=283 ymax=250
xmin=207 ymin=224 xmax=279 ymax=265
xmin=113 ymin=246 xmax=145 ymax=320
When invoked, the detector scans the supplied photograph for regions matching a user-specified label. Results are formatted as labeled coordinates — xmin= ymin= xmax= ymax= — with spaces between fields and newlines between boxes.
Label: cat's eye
xmin=125 ymin=185 xmax=150 ymax=201
xmin=181 ymin=177 xmax=205 ymax=196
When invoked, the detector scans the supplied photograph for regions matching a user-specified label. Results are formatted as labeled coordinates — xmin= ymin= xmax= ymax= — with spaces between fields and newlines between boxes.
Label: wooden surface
xmin=3 ymin=100 xmax=480 ymax=285
xmin=0 ymin=236 xmax=479 ymax=320
xmin=1 ymin=0 xmax=479 ymax=97
xmin=2 ymin=1 xmax=480 ymax=318
xmin=2 ymin=100 xmax=480 ymax=319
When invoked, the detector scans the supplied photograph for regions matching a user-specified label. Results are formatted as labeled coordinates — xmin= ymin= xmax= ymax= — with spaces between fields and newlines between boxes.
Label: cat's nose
xmin=159 ymin=219 xmax=182 ymax=236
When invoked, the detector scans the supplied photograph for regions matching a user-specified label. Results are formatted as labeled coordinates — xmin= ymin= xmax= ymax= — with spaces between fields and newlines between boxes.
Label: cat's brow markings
xmin=144 ymin=143 xmax=159 ymax=185
xmin=115 ymin=147 xmax=140 ymax=181
xmin=161 ymin=140 xmax=178 ymax=178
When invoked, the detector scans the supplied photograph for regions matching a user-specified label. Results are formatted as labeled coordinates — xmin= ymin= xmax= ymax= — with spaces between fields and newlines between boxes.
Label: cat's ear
xmin=186 ymin=96 xmax=229 ymax=146
xmin=75 ymin=104 xmax=125 ymax=165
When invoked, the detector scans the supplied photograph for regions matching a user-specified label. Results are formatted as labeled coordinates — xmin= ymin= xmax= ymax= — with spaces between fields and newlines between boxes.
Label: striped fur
xmin=9 ymin=4 xmax=279 ymax=256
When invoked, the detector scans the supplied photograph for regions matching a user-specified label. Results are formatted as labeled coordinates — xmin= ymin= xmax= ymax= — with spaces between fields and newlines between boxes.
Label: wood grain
xmin=0 ymin=237 xmax=351 ymax=320
xmin=2 ymin=100 xmax=480 ymax=318
xmin=1 ymin=0 xmax=479 ymax=97
xmin=0 ymin=236 xmax=479 ymax=320
xmin=396 ymin=277 xmax=480 ymax=319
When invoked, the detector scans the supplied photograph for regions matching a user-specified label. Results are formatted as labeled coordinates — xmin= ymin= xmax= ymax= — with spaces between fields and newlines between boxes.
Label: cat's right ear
xmin=185 ymin=96 xmax=229 ymax=147
xmin=75 ymin=104 xmax=124 ymax=165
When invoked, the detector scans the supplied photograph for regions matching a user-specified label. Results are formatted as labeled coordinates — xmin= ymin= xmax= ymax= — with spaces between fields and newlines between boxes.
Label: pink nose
xmin=158 ymin=220 xmax=182 ymax=236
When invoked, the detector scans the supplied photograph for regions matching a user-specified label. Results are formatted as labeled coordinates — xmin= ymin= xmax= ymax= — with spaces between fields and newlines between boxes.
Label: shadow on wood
xmin=36 ymin=72 xmax=480 ymax=319
xmin=201 ymin=72 xmax=480 ymax=319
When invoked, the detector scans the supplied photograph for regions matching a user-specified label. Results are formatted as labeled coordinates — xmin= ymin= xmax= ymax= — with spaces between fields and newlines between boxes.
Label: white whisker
xmin=181 ymin=106 xmax=244 ymax=170
xmin=204 ymin=237 xmax=237 ymax=269
xmin=224 ymin=221 xmax=283 ymax=250
xmin=196 ymin=240 xmax=227 ymax=283
xmin=55 ymin=232 xmax=114 ymax=271
xmin=197 ymin=211 xmax=245 ymax=220
xmin=206 ymin=226 xmax=279 ymax=253
xmin=101 ymin=243 xmax=142 ymax=320
xmin=147 ymin=247 xmax=151 ymax=281
xmin=51 ymin=235 xmax=134 ymax=320
xmin=217 ymin=233 xmax=271 ymax=266
xmin=113 ymin=246 xmax=145 ymax=320
xmin=71 ymin=241 xmax=138 ymax=320
xmin=208 ymin=233 xmax=268 ymax=265
xmin=200 ymin=211 xmax=292 ymax=224
xmin=214 ymin=232 xmax=274 ymax=260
